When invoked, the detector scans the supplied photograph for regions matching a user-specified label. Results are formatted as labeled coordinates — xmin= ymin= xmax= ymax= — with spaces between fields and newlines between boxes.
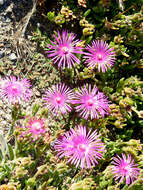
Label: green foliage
xmin=69 ymin=177 xmax=96 ymax=190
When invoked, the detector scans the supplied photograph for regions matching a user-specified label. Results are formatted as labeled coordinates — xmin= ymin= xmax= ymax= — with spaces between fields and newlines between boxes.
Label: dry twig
xmin=13 ymin=0 xmax=37 ymax=60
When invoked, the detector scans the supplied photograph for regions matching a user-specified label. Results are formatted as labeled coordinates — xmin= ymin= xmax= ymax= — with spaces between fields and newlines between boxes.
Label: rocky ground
xmin=0 ymin=0 xmax=34 ymax=60
xmin=0 ymin=0 xmax=57 ymax=134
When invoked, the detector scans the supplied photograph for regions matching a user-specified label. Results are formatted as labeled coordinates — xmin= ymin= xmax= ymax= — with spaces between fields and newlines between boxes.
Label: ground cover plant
xmin=0 ymin=0 xmax=143 ymax=189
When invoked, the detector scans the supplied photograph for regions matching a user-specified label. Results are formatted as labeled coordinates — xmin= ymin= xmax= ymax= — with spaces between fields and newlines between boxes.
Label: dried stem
xmin=21 ymin=0 xmax=37 ymax=37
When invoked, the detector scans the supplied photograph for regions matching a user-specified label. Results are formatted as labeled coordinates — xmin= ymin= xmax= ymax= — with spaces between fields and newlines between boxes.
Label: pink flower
xmin=0 ymin=76 xmax=32 ymax=104
xmin=21 ymin=118 xmax=47 ymax=140
xmin=72 ymin=84 xmax=110 ymax=119
xmin=54 ymin=125 xmax=105 ymax=169
xmin=111 ymin=154 xmax=140 ymax=184
xmin=46 ymin=31 xmax=83 ymax=69
xmin=84 ymin=40 xmax=116 ymax=72
xmin=43 ymin=83 xmax=74 ymax=115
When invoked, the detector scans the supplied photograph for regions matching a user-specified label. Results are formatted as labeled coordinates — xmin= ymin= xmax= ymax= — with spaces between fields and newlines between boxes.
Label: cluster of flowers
xmin=0 ymin=30 xmax=140 ymax=185
xmin=43 ymin=83 xmax=110 ymax=119
xmin=0 ymin=75 xmax=140 ymax=185
xmin=0 ymin=76 xmax=109 ymax=120
xmin=55 ymin=125 xmax=140 ymax=185
xmin=46 ymin=30 xmax=116 ymax=72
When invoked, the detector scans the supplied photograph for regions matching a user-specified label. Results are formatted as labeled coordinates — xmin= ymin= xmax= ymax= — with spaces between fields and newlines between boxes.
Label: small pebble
xmin=0 ymin=129 xmax=4 ymax=135
xmin=4 ymin=115 xmax=11 ymax=121
xmin=5 ymin=17 xmax=11 ymax=23
xmin=1 ymin=16 xmax=6 ymax=22
xmin=0 ymin=111 xmax=3 ymax=116
xmin=1 ymin=120 xmax=7 ymax=125
xmin=34 ymin=89 xmax=41 ymax=97
xmin=0 ymin=50 xmax=5 ymax=58
xmin=9 ymin=53 xmax=17 ymax=61
xmin=0 ymin=0 xmax=4 ymax=6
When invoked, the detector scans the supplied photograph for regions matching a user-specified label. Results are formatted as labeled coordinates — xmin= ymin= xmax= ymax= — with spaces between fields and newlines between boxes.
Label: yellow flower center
xmin=77 ymin=144 xmax=86 ymax=152
xmin=32 ymin=122 xmax=41 ymax=130
xmin=97 ymin=53 xmax=102 ymax=60
xmin=56 ymin=96 xmax=61 ymax=103
xmin=87 ymin=99 xmax=94 ymax=106
xmin=62 ymin=46 xmax=69 ymax=54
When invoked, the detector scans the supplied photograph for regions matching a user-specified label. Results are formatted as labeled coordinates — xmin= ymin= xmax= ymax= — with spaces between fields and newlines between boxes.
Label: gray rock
xmin=1 ymin=120 xmax=7 ymax=125
xmin=5 ymin=17 xmax=11 ymax=23
xmin=9 ymin=53 xmax=17 ymax=61
xmin=0 ymin=130 xmax=4 ymax=135
xmin=34 ymin=89 xmax=41 ymax=97
xmin=1 ymin=16 xmax=5 ymax=22
xmin=0 ymin=50 xmax=5 ymax=58
xmin=0 ymin=0 xmax=4 ymax=6
xmin=0 ymin=111 xmax=3 ymax=116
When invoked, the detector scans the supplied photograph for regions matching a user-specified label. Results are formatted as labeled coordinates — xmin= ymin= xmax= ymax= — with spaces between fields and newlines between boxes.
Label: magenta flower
xmin=21 ymin=118 xmax=47 ymax=140
xmin=46 ymin=31 xmax=83 ymax=69
xmin=55 ymin=125 xmax=105 ymax=169
xmin=0 ymin=76 xmax=32 ymax=104
xmin=72 ymin=84 xmax=110 ymax=119
xmin=111 ymin=154 xmax=140 ymax=184
xmin=84 ymin=40 xmax=116 ymax=72
xmin=43 ymin=83 xmax=74 ymax=115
